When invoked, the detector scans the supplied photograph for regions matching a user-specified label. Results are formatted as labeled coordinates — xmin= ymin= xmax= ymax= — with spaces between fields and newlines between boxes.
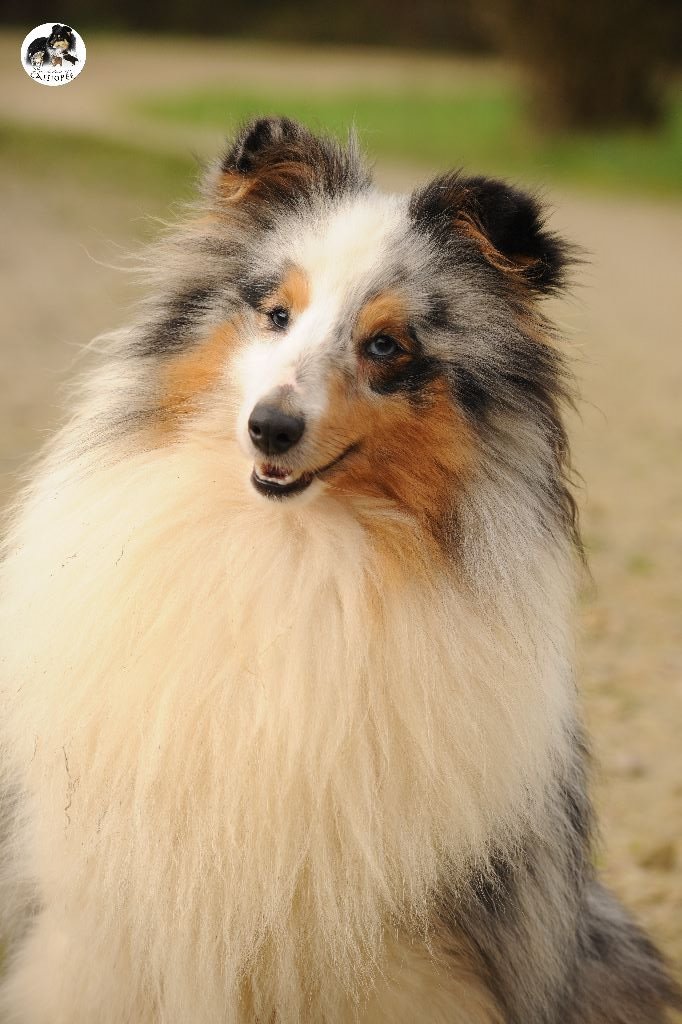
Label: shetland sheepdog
xmin=24 ymin=25 xmax=78 ymax=69
xmin=0 ymin=117 xmax=678 ymax=1023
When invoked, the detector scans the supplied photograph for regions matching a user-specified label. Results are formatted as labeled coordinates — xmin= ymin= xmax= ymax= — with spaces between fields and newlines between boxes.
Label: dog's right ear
xmin=222 ymin=117 xmax=307 ymax=176
xmin=217 ymin=117 xmax=368 ymax=211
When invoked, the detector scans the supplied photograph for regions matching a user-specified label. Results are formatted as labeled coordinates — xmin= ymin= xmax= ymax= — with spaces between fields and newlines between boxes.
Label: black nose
xmin=248 ymin=403 xmax=306 ymax=455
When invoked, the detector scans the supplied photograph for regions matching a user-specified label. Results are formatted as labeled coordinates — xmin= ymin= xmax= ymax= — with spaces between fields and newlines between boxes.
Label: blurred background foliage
xmin=2 ymin=0 xmax=680 ymax=198
xmin=5 ymin=0 xmax=681 ymax=132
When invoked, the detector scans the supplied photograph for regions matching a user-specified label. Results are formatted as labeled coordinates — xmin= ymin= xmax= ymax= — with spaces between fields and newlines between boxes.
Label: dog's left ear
xmin=410 ymin=173 xmax=571 ymax=295
xmin=217 ymin=117 xmax=367 ymax=212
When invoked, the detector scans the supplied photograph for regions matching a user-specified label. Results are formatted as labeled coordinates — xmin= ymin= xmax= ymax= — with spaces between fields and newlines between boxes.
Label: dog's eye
xmin=269 ymin=307 xmax=290 ymax=331
xmin=364 ymin=336 xmax=403 ymax=360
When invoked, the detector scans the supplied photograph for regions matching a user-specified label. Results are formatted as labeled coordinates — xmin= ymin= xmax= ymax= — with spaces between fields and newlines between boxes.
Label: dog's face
xmin=142 ymin=119 xmax=574 ymax=544
xmin=48 ymin=25 xmax=74 ymax=52
xmin=232 ymin=190 xmax=476 ymax=520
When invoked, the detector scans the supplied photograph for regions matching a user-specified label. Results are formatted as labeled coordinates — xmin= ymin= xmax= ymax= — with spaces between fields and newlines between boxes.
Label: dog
xmin=25 ymin=25 xmax=78 ymax=70
xmin=0 ymin=117 xmax=679 ymax=1022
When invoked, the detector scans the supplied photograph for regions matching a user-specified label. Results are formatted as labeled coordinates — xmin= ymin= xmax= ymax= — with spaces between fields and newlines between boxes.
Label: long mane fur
xmin=0 ymin=375 xmax=576 ymax=1018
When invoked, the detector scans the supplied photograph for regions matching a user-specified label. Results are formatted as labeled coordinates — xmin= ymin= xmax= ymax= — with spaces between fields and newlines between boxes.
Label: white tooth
xmin=254 ymin=464 xmax=302 ymax=485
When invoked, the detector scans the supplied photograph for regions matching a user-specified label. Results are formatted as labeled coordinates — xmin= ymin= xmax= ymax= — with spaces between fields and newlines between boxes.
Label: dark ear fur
xmin=219 ymin=117 xmax=368 ymax=211
xmin=410 ymin=172 xmax=572 ymax=295
xmin=222 ymin=116 xmax=307 ymax=175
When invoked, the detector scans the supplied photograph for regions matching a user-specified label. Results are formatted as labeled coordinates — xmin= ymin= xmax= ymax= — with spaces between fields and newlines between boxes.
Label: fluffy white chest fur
xmin=0 ymin=435 xmax=573 ymax=1021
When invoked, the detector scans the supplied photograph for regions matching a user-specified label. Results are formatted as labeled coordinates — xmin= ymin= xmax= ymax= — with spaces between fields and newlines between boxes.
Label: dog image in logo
xmin=25 ymin=24 xmax=78 ymax=69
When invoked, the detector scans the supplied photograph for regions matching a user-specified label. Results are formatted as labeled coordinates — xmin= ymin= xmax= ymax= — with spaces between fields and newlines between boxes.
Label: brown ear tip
xmin=212 ymin=118 xmax=370 ymax=213
xmin=221 ymin=117 xmax=303 ymax=175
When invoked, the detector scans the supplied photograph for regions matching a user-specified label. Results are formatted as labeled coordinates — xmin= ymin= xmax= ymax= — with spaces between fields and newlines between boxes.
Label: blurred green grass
xmin=132 ymin=84 xmax=682 ymax=195
xmin=2 ymin=77 xmax=680 ymax=199
xmin=0 ymin=122 xmax=195 ymax=200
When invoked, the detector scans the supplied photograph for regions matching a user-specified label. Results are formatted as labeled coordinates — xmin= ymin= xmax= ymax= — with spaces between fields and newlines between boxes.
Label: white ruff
xmin=0 ymin=429 xmax=574 ymax=1021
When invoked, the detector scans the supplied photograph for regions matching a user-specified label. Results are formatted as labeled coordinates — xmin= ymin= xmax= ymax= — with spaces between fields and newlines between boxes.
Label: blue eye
xmin=365 ymin=335 xmax=403 ymax=360
xmin=269 ymin=307 xmax=289 ymax=330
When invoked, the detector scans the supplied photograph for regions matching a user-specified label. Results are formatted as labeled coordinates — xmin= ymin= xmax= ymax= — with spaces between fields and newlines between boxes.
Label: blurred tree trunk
xmin=481 ymin=0 xmax=678 ymax=131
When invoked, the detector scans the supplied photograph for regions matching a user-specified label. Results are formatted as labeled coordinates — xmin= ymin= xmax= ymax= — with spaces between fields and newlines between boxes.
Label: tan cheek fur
xmin=317 ymin=371 xmax=474 ymax=548
xmin=156 ymin=319 xmax=242 ymax=429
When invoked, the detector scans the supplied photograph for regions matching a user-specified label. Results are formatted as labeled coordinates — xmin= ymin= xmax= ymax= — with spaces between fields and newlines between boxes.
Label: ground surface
xmin=2 ymin=31 xmax=681 ymax=1002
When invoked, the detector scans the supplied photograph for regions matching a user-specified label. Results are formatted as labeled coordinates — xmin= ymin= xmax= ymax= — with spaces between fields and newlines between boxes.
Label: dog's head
xmin=138 ymin=118 xmax=576 ymax=549
xmin=48 ymin=25 xmax=75 ymax=52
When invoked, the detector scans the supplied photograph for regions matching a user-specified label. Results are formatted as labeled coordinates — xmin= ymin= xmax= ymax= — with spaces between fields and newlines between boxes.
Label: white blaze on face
xmin=234 ymin=191 xmax=407 ymax=458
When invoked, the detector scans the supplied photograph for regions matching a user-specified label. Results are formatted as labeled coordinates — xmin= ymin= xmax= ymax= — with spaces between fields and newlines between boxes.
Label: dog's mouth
xmin=251 ymin=443 xmax=359 ymax=500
